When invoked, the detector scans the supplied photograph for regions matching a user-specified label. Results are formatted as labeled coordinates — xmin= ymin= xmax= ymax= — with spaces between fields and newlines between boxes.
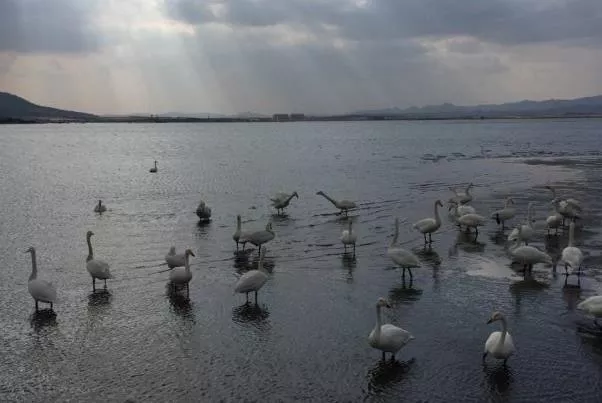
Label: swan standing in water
xmin=196 ymin=200 xmax=212 ymax=221
xmin=234 ymin=248 xmax=268 ymax=304
xmin=507 ymin=202 xmax=535 ymax=245
xmin=552 ymin=197 xmax=580 ymax=227
xmin=86 ymin=231 xmax=112 ymax=291
xmin=388 ymin=218 xmax=420 ymax=279
xmin=509 ymin=225 xmax=552 ymax=274
xmin=546 ymin=203 xmax=563 ymax=235
xmin=316 ymin=191 xmax=357 ymax=216
xmin=165 ymin=246 xmax=187 ymax=269
xmin=490 ymin=198 xmax=515 ymax=229
xmin=413 ymin=200 xmax=443 ymax=244
xmin=25 ymin=247 xmax=57 ymax=311
xmin=233 ymin=215 xmax=253 ymax=251
xmin=94 ymin=200 xmax=107 ymax=213
xmin=169 ymin=249 xmax=195 ymax=297
xmin=368 ymin=297 xmax=414 ymax=361
xmin=270 ymin=191 xmax=299 ymax=215
xmin=483 ymin=311 xmax=515 ymax=365
xmin=577 ymin=296 xmax=602 ymax=327
xmin=546 ymin=185 xmax=582 ymax=214
xmin=244 ymin=221 xmax=275 ymax=254
xmin=149 ymin=160 xmax=158 ymax=173
xmin=341 ymin=219 xmax=357 ymax=254
xmin=561 ymin=222 xmax=583 ymax=277
xmin=449 ymin=183 xmax=474 ymax=205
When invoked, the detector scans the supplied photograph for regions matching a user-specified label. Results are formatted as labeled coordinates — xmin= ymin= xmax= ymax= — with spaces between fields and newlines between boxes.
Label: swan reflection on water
xmin=29 ymin=309 xmax=57 ymax=331
xmin=232 ymin=302 xmax=270 ymax=327
xmin=341 ymin=252 xmax=356 ymax=282
xmin=366 ymin=357 xmax=416 ymax=396
xmin=413 ymin=245 xmax=441 ymax=268
xmin=388 ymin=277 xmax=423 ymax=306
xmin=166 ymin=286 xmax=194 ymax=318
xmin=88 ymin=289 xmax=112 ymax=306
xmin=483 ymin=363 xmax=514 ymax=398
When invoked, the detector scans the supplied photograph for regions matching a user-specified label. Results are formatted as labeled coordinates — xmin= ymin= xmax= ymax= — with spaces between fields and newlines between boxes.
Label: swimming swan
xmin=561 ymin=222 xmax=583 ymax=276
xmin=26 ymin=247 xmax=57 ymax=311
xmin=509 ymin=225 xmax=552 ymax=273
xmin=165 ymin=246 xmax=187 ymax=269
xmin=341 ymin=219 xmax=357 ymax=253
xmin=483 ymin=311 xmax=515 ymax=365
xmin=86 ymin=231 xmax=112 ymax=291
xmin=233 ymin=215 xmax=253 ymax=251
xmin=546 ymin=203 xmax=563 ymax=235
xmin=577 ymin=296 xmax=602 ymax=327
xmin=271 ymin=191 xmax=299 ymax=215
xmin=457 ymin=213 xmax=486 ymax=234
xmin=316 ymin=191 xmax=357 ymax=216
xmin=94 ymin=200 xmax=107 ymax=213
xmin=507 ymin=202 xmax=535 ymax=245
xmin=169 ymin=249 xmax=195 ymax=297
xmin=244 ymin=221 xmax=275 ymax=254
xmin=490 ymin=198 xmax=515 ymax=229
xmin=388 ymin=218 xmax=421 ymax=279
xmin=368 ymin=297 xmax=414 ymax=361
xmin=196 ymin=200 xmax=212 ymax=221
xmin=546 ymin=185 xmax=582 ymax=213
xmin=413 ymin=200 xmax=443 ymax=244
xmin=150 ymin=160 xmax=158 ymax=173
xmin=234 ymin=248 xmax=269 ymax=303
xmin=449 ymin=183 xmax=474 ymax=205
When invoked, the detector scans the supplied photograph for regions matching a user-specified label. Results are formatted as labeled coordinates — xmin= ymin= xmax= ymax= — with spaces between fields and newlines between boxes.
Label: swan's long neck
xmin=568 ymin=224 xmax=575 ymax=247
xmin=87 ymin=235 xmax=94 ymax=260
xmin=527 ymin=204 xmax=533 ymax=223
xmin=390 ymin=219 xmax=399 ymax=247
xmin=184 ymin=253 xmax=191 ymax=273
xmin=498 ymin=317 xmax=508 ymax=347
xmin=236 ymin=216 xmax=241 ymax=232
xmin=285 ymin=193 xmax=296 ymax=204
xmin=465 ymin=184 xmax=472 ymax=196
xmin=319 ymin=192 xmax=338 ymax=207
xmin=434 ymin=202 xmax=441 ymax=224
xmin=374 ymin=305 xmax=383 ymax=340
xmin=348 ymin=220 xmax=353 ymax=234
xmin=505 ymin=198 xmax=512 ymax=208
xmin=29 ymin=250 xmax=38 ymax=281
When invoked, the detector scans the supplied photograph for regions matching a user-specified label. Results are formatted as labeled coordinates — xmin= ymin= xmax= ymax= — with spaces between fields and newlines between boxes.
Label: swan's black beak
xmin=385 ymin=303 xmax=391 ymax=308
xmin=190 ymin=252 xmax=195 ymax=257
xmin=486 ymin=318 xmax=493 ymax=324
xmin=495 ymin=214 xmax=500 ymax=225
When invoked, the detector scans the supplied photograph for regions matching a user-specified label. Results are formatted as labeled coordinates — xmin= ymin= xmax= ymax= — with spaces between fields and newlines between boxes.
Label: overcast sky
xmin=1 ymin=0 xmax=602 ymax=115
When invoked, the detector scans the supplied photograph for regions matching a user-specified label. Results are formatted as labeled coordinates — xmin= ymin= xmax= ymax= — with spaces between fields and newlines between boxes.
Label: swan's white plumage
xmin=457 ymin=213 xmax=485 ymax=230
xmin=235 ymin=249 xmax=268 ymax=296
xmin=484 ymin=312 xmax=515 ymax=362
xmin=26 ymin=247 xmax=57 ymax=307
xmin=86 ymin=231 xmax=112 ymax=283
xmin=561 ymin=222 xmax=583 ymax=274
xmin=271 ymin=191 xmax=298 ymax=213
xmin=165 ymin=246 xmax=186 ymax=269
xmin=490 ymin=198 xmax=515 ymax=225
xmin=507 ymin=202 xmax=535 ymax=244
xmin=244 ymin=222 xmax=275 ymax=250
xmin=368 ymin=297 xmax=414 ymax=357
xmin=169 ymin=249 xmax=194 ymax=285
xmin=577 ymin=296 xmax=602 ymax=319
xmin=449 ymin=183 xmax=474 ymax=205
xmin=388 ymin=218 xmax=420 ymax=273
xmin=316 ymin=191 xmax=356 ymax=215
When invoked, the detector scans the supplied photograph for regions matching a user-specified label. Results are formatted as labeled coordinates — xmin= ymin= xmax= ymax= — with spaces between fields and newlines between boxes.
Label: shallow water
xmin=1 ymin=119 xmax=602 ymax=402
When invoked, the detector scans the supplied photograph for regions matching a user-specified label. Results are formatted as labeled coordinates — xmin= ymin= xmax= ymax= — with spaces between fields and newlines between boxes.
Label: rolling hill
xmin=0 ymin=92 xmax=97 ymax=121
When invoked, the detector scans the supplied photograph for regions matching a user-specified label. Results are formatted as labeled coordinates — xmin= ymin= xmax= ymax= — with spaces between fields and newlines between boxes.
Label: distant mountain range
xmin=0 ymin=92 xmax=97 ymax=121
xmin=352 ymin=95 xmax=602 ymax=118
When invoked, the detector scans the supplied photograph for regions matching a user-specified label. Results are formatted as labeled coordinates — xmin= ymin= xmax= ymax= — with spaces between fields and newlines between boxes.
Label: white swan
xmin=25 ymin=247 xmax=57 ymax=311
xmin=546 ymin=203 xmax=563 ymax=235
xmin=271 ymin=191 xmax=299 ymax=215
xmin=546 ymin=185 xmax=582 ymax=213
xmin=234 ymin=248 xmax=269 ymax=303
xmin=244 ymin=221 xmax=275 ymax=254
xmin=483 ymin=311 xmax=515 ymax=365
xmin=577 ymin=296 xmax=602 ymax=327
xmin=449 ymin=200 xmax=476 ymax=219
xmin=368 ymin=297 xmax=414 ymax=361
xmin=196 ymin=200 xmax=212 ymax=221
xmin=388 ymin=218 xmax=420 ymax=279
xmin=169 ymin=249 xmax=194 ymax=297
xmin=490 ymin=198 xmax=516 ymax=229
xmin=165 ymin=246 xmax=187 ymax=269
xmin=94 ymin=200 xmax=107 ymax=213
xmin=233 ymin=215 xmax=253 ymax=251
xmin=413 ymin=200 xmax=443 ymax=243
xmin=150 ymin=160 xmax=158 ymax=173
xmin=457 ymin=213 xmax=486 ymax=234
xmin=552 ymin=197 xmax=580 ymax=226
xmin=507 ymin=202 xmax=535 ymax=245
xmin=316 ymin=191 xmax=357 ymax=216
xmin=449 ymin=183 xmax=474 ymax=205
xmin=561 ymin=222 xmax=583 ymax=276
xmin=341 ymin=219 xmax=357 ymax=253
xmin=86 ymin=231 xmax=112 ymax=291
xmin=509 ymin=225 xmax=552 ymax=273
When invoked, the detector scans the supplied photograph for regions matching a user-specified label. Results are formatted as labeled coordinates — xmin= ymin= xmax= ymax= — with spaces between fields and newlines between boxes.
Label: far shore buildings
xmin=272 ymin=113 xmax=305 ymax=122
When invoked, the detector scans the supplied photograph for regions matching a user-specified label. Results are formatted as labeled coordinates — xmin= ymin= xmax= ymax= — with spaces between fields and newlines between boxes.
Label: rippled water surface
xmin=2 ymin=120 xmax=602 ymax=402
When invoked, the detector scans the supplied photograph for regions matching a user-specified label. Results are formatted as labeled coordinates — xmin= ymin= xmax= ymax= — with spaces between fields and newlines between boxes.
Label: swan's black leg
xmin=382 ymin=351 xmax=386 ymax=361
xmin=50 ymin=302 xmax=53 ymax=310
xmin=246 ymin=292 xmax=249 ymax=303
xmin=423 ymin=233 xmax=427 ymax=244
xmin=353 ymin=243 xmax=356 ymax=255
xmin=255 ymin=291 xmax=259 ymax=304
xmin=482 ymin=352 xmax=487 ymax=361
xmin=35 ymin=301 xmax=39 ymax=312
xmin=428 ymin=233 xmax=433 ymax=243
xmin=503 ymin=358 xmax=508 ymax=366
xmin=564 ymin=263 xmax=568 ymax=275
xmin=408 ymin=268 xmax=413 ymax=280
xmin=104 ymin=279 xmax=107 ymax=288
xmin=391 ymin=354 xmax=396 ymax=362
xmin=92 ymin=278 xmax=96 ymax=291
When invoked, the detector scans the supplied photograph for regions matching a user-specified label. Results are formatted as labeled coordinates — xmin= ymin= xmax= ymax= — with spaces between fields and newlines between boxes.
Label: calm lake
xmin=1 ymin=120 xmax=602 ymax=402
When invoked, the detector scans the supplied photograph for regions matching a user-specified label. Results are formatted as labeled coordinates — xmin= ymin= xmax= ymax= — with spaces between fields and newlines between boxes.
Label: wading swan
xmin=457 ymin=213 xmax=486 ymax=235
xmin=94 ymin=200 xmax=107 ymax=213
xmin=86 ymin=231 xmax=112 ymax=291
xmin=26 ymin=247 xmax=57 ymax=311
xmin=233 ymin=215 xmax=252 ymax=251
xmin=196 ymin=200 xmax=212 ymax=221
xmin=271 ymin=191 xmax=299 ymax=215
xmin=150 ymin=160 xmax=158 ymax=173
xmin=388 ymin=218 xmax=420 ymax=279
xmin=449 ymin=183 xmax=474 ymax=205
xmin=552 ymin=197 xmax=580 ymax=226
xmin=509 ymin=225 xmax=552 ymax=273
xmin=449 ymin=200 xmax=476 ymax=219
xmin=507 ymin=202 xmax=535 ymax=245
xmin=169 ymin=249 xmax=195 ymax=297
xmin=245 ymin=221 xmax=275 ymax=254
xmin=546 ymin=185 xmax=582 ymax=213
xmin=316 ymin=191 xmax=357 ymax=216
xmin=368 ymin=297 xmax=414 ymax=361
xmin=577 ymin=296 xmax=602 ymax=327
xmin=483 ymin=311 xmax=515 ymax=365
xmin=341 ymin=219 xmax=357 ymax=253
xmin=413 ymin=200 xmax=443 ymax=244
xmin=490 ymin=198 xmax=515 ymax=229
xmin=561 ymin=222 xmax=583 ymax=276
xmin=165 ymin=246 xmax=187 ymax=269
xmin=546 ymin=203 xmax=563 ymax=235
xmin=234 ymin=248 xmax=268 ymax=303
